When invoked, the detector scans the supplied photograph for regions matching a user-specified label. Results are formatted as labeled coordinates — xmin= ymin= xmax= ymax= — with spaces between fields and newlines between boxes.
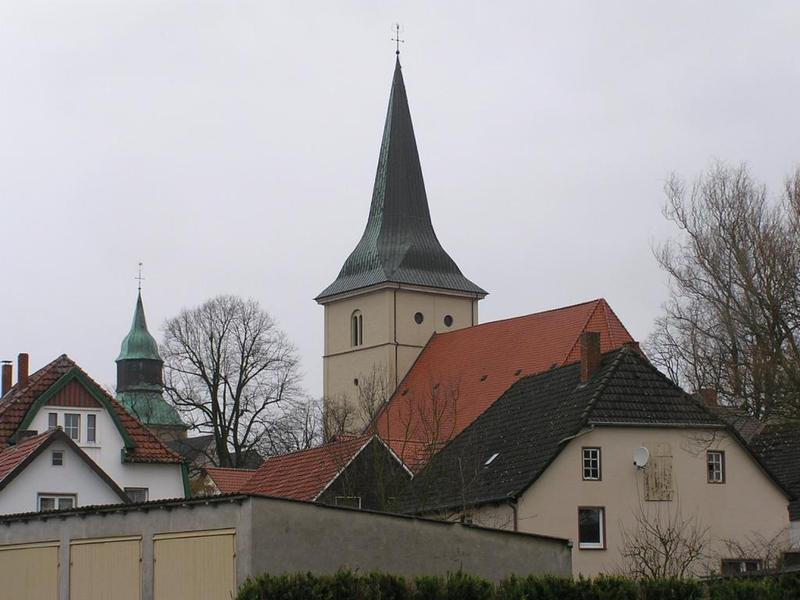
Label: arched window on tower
xmin=351 ymin=310 xmax=363 ymax=347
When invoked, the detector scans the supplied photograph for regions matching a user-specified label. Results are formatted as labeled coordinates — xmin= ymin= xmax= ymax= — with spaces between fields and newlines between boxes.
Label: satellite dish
xmin=633 ymin=447 xmax=650 ymax=469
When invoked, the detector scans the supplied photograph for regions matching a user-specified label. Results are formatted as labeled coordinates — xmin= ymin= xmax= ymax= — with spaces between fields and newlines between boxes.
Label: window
xmin=52 ymin=451 xmax=63 ymax=466
xmin=443 ymin=314 xmax=453 ymax=327
xmin=582 ymin=447 xmax=601 ymax=480
xmin=38 ymin=494 xmax=76 ymax=512
xmin=47 ymin=413 xmax=58 ymax=431
xmin=64 ymin=413 xmax=80 ymax=441
xmin=334 ymin=496 xmax=361 ymax=509
xmin=351 ymin=310 xmax=363 ymax=347
xmin=87 ymin=414 xmax=96 ymax=443
xmin=124 ymin=487 xmax=149 ymax=503
xmin=414 ymin=312 xmax=424 ymax=324
xmin=721 ymin=559 xmax=762 ymax=576
xmin=707 ymin=451 xmax=725 ymax=483
xmin=578 ymin=507 xmax=605 ymax=549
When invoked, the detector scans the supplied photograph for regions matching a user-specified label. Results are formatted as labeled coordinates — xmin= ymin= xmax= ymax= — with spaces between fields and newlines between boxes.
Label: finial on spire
xmin=135 ymin=262 xmax=144 ymax=292
xmin=391 ymin=23 xmax=404 ymax=56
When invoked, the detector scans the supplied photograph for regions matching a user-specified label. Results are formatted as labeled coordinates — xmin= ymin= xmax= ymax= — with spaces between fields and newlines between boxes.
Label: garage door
xmin=0 ymin=541 xmax=59 ymax=599
xmin=70 ymin=536 xmax=141 ymax=600
xmin=154 ymin=529 xmax=236 ymax=600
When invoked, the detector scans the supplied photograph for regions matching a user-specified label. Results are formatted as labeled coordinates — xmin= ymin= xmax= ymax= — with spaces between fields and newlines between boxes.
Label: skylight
xmin=484 ymin=452 xmax=499 ymax=466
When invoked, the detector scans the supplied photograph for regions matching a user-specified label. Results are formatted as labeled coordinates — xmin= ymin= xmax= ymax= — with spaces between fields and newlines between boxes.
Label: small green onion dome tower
xmin=116 ymin=291 xmax=187 ymax=442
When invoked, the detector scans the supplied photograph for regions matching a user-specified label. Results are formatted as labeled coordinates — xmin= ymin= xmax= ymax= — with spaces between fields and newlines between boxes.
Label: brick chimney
xmin=1 ymin=361 xmax=11 ymax=396
xmin=580 ymin=331 xmax=602 ymax=382
xmin=623 ymin=340 xmax=642 ymax=356
xmin=697 ymin=388 xmax=718 ymax=407
xmin=17 ymin=353 xmax=29 ymax=387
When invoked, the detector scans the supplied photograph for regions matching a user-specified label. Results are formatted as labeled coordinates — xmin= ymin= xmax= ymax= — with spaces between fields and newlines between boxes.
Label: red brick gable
xmin=371 ymin=299 xmax=634 ymax=471
xmin=45 ymin=379 xmax=102 ymax=408
xmin=0 ymin=355 xmax=182 ymax=464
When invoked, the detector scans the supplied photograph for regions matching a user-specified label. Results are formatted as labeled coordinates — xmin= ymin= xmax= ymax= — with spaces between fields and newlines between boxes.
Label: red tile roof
xmin=371 ymin=298 xmax=634 ymax=471
xmin=205 ymin=467 xmax=256 ymax=494
xmin=0 ymin=355 xmax=182 ymax=464
xmin=241 ymin=435 xmax=372 ymax=501
xmin=0 ymin=430 xmax=57 ymax=486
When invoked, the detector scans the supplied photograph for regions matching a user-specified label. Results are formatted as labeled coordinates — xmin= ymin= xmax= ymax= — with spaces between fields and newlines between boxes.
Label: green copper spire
xmin=316 ymin=58 xmax=486 ymax=301
xmin=117 ymin=291 xmax=161 ymax=361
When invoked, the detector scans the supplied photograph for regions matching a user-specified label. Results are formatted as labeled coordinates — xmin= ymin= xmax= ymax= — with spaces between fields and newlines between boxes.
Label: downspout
xmin=507 ymin=499 xmax=519 ymax=532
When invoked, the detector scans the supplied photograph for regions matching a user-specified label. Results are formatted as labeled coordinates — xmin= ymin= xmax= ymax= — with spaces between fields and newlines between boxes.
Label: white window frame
xmin=64 ymin=413 xmax=81 ymax=442
xmin=578 ymin=506 xmax=605 ymax=550
xmin=124 ymin=487 xmax=149 ymax=503
xmin=707 ymin=450 xmax=725 ymax=483
xmin=47 ymin=412 xmax=58 ymax=431
xmin=38 ymin=493 xmax=76 ymax=512
xmin=86 ymin=413 xmax=97 ymax=443
xmin=582 ymin=447 xmax=601 ymax=481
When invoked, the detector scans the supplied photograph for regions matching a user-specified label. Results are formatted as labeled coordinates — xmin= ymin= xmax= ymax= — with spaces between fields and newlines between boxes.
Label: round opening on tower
xmin=414 ymin=312 xmax=424 ymax=324
xmin=443 ymin=315 xmax=454 ymax=327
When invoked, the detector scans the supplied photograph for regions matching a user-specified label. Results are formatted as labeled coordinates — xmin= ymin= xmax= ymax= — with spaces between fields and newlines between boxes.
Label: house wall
xmin=466 ymin=427 xmax=790 ymax=576
xmin=0 ymin=494 xmax=570 ymax=599
xmin=791 ymin=521 xmax=799 ymax=549
xmin=28 ymin=406 xmax=184 ymax=501
xmin=322 ymin=286 xmax=477 ymax=432
xmin=0 ymin=440 xmax=122 ymax=514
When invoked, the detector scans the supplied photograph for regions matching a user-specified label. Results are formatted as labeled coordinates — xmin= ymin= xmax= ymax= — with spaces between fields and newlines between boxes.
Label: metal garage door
xmin=70 ymin=536 xmax=141 ymax=600
xmin=154 ymin=529 xmax=236 ymax=600
xmin=0 ymin=541 xmax=59 ymax=599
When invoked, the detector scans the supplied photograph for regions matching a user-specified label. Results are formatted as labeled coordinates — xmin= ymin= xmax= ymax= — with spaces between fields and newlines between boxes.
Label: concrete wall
xmin=0 ymin=494 xmax=571 ymax=599
xmin=322 ymin=285 xmax=478 ymax=432
xmin=0 ymin=439 xmax=122 ymax=513
xmin=464 ymin=427 xmax=790 ymax=576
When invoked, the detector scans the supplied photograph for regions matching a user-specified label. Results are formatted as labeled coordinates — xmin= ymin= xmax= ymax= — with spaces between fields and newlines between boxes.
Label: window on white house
xmin=578 ymin=507 xmax=605 ymax=549
xmin=48 ymin=413 xmax=58 ymax=431
xmin=351 ymin=311 xmax=364 ymax=347
xmin=64 ymin=413 xmax=80 ymax=441
xmin=582 ymin=447 xmax=601 ymax=480
xmin=334 ymin=496 xmax=361 ymax=509
xmin=124 ymin=488 xmax=149 ymax=503
xmin=721 ymin=559 xmax=762 ymax=576
xmin=52 ymin=451 xmax=63 ymax=466
xmin=87 ymin=414 xmax=96 ymax=443
xmin=38 ymin=494 xmax=76 ymax=512
xmin=707 ymin=451 xmax=725 ymax=483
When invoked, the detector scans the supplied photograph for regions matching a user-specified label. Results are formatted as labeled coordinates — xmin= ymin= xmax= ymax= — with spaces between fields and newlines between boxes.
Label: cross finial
xmin=135 ymin=262 xmax=144 ymax=291
xmin=391 ymin=23 xmax=404 ymax=56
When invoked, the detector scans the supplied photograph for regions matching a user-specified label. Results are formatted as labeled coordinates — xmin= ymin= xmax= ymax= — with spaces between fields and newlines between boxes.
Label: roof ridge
xmin=264 ymin=433 xmax=371 ymax=462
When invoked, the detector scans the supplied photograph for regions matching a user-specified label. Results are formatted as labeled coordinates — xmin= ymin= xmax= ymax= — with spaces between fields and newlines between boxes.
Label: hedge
xmin=237 ymin=570 xmax=800 ymax=600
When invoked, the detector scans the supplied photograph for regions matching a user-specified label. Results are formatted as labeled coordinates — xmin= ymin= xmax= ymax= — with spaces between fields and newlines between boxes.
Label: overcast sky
xmin=1 ymin=2 xmax=798 ymax=398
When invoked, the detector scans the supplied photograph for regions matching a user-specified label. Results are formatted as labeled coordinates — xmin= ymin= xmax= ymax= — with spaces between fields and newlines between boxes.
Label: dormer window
xmin=351 ymin=310 xmax=364 ymax=347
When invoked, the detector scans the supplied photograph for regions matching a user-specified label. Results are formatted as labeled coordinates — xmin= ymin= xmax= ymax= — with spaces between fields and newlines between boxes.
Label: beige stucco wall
xmin=321 ymin=285 xmax=478 ymax=432
xmin=465 ymin=427 xmax=790 ymax=577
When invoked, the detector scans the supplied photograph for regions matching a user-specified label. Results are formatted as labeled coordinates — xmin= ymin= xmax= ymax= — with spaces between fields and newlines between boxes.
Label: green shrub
xmin=639 ymin=578 xmax=704 ymax=600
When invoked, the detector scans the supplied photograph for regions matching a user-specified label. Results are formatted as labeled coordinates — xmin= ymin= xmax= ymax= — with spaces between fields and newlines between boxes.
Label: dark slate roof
xmin=395 ymin=348 xmax=732 ymax=514
xmin=750 ymin=422 xmax=800 ymax=520
xmin=316 ymin=58 xmax=485 ymax=301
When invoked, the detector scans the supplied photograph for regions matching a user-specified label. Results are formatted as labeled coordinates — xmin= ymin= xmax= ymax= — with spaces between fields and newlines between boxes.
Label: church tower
xmin=316 ymin=58 xmax=487 ymax=432
xmin=116 ymin=291 xmax=187 ymax=443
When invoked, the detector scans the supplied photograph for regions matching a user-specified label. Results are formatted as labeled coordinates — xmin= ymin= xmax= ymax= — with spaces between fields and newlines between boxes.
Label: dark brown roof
xmin=751 ymin=422 xmax=800 ymax=520
xmin=0 ymin=355 xmax=182 ymax=464
xmin=396 ymin=348 xmax=777 ymax=513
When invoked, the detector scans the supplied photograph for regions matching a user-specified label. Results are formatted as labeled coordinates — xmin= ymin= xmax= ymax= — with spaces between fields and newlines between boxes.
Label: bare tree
xmin=718 ymin=528 xmax=790 ymax=573
xmin=162 ymin=295 xmax=302 ymax=467
xmin=323 ymin=365 xmax=391 ymax=440
xmin=258 ymin=395 xmax=324 ymax=456
xmin=647 ymin=163 xmax=800 ymax=420
xmin=619 ymin=496 xmax=710 ymax=578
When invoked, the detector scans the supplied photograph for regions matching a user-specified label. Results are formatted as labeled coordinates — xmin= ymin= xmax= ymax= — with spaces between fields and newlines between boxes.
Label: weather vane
xmin=135 ymin=262 xmax=144 ymax=291
xmin=391 ymin=23 xmax=404 ymax=56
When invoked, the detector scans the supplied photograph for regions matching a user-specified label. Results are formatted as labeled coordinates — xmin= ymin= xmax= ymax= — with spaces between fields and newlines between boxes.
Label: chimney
xmin=580 ymin=331 xmax=602 ymax=382
xmin=623 ymin=341 xmax=642 ymax=356
xmin=17 ymin=353 xmax=29 ymax=387
xmin=697 ymin=388 xmax=718 ymax=407
xmin=1 ymin=361 xmax=11 ymax=396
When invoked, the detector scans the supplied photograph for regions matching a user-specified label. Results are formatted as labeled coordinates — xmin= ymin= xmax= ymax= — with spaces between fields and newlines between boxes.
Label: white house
xmin=0 ymin=353 xmax=186 ymax=514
